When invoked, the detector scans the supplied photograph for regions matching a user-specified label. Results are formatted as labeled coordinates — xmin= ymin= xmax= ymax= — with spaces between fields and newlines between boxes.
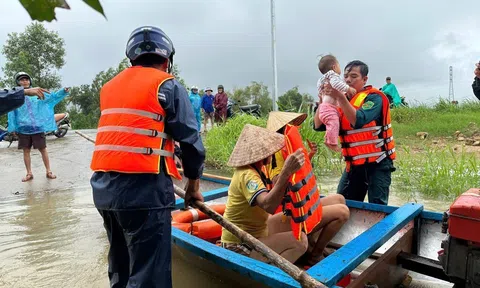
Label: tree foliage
xmin=2 ymin=22 xmax=66 ymax=89
xmin=171 ymin=64 xmax=187 ymax=89
xmin=277 ymin=86 xmax=314 ymax=113
xmin=68 ymin=58 xmax=130 ymax=129
xmin=229 ymin=81 xmax=273 ymax=115
xmin=1 ymin=22 xmax=67 ymax=112
xmin=19 ymin=0 xmax=105 ymax=22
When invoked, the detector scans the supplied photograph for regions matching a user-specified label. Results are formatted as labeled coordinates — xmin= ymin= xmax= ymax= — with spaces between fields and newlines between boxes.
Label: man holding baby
xmin=314 ymin=58 xmax=396 ymax=205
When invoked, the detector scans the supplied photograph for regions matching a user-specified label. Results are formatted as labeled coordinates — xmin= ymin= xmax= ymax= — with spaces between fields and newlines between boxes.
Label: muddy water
xmin=0 ymin=130 xmax=449 ymax=288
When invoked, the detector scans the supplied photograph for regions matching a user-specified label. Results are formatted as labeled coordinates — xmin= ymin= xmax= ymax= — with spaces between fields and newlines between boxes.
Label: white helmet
xmin=191 ymin=85 xmax=198 ymax=90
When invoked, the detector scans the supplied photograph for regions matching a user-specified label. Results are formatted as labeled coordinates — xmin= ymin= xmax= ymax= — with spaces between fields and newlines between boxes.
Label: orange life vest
xmin=339 ymin=86 xmax=396 ymax=172
xmin=260 ymin=165 xmax=274 ymax=191
xmin=281 ymin=124 xmax=322 ymax=240
xmin=90 ymin=66 xmax=181 ymax=179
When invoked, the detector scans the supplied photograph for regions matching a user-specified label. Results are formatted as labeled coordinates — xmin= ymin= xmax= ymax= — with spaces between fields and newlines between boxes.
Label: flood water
xmin=0 ymin=130 xmax=451 ymax=287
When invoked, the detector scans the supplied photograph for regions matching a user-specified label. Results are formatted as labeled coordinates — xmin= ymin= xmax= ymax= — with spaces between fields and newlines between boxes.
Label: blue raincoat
xmin=7 ymin=88 xmax=69 ymax=134
xmin=381 ymin=83 xmax=401 ymax=107
xmin=189 ymin=91 xmax=202 ymax=131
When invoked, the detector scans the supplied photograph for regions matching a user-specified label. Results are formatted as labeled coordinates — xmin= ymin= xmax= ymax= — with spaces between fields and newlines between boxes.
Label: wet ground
xmin=0 ymin=130 xmax=450 ymax=288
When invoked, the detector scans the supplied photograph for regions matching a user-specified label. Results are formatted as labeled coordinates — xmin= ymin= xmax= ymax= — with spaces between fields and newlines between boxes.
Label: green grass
xmin=394 ymin=145 xmax=479 ymax=200
xmin=204 ymin=100 xmax=480 ymax=201
xmin=391 ymin=99 xmax=480 ymax=141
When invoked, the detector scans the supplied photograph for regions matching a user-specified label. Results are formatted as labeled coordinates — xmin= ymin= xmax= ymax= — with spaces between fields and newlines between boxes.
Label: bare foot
xmin=22 ymin=173 xmax=34 ymax=182
xmin=306 ymin=253 xmax=325 ymax=267
xmin=46 ymin=171 xmax=57 ymax=179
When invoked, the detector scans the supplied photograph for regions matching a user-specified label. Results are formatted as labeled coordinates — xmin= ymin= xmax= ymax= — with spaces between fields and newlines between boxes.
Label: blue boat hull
xmin=171 ymin=175 xmax=451 ymax=288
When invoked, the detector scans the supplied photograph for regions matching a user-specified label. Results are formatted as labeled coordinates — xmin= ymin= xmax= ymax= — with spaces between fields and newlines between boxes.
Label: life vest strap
xmin=341 ymin=124 xmax=392 ymax=136
xmin=97 ymin=126 xmax=172 ymax=139
xmin=341 ymin=136 xmax=394 ymax=149
xmin=285 ymin=196 xmax=322 ymax=224
xmin=289 ymin=171 xmax=314 ymax=193
xmin=101 ymin=108 xmax=164 ymax=122
xmin=94 ymin=144 xmax=174 ymax=157
xmin=343 ymin=148 xmax=395 ymax=162
xmin=283 ymin=185 xmax=318 ymax=209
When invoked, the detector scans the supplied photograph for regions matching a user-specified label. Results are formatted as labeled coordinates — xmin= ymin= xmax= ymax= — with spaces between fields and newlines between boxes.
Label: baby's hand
xmin=347 ymin=87 xmax=356 ymax=97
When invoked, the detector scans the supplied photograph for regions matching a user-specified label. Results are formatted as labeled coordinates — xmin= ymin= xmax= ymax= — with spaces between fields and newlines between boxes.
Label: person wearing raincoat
xmin=381 ymin=77 xmax=401 ymax=107
xmin=7 ymin=72 xmax=70 ymax=182
xmin=189 ymin=85 xmax=202 ymax=131
xmin=0 ymin=86 xmax=48 ymax=116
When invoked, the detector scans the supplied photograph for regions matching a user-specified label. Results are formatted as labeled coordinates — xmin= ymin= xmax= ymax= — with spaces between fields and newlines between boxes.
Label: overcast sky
xmin=1 ymin=0 xmax=479 ymax=104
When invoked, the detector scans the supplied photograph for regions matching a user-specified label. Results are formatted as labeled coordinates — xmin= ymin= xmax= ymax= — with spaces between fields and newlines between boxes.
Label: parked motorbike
xmin=46 ymin=112 xmax=71 ymax=138
xmin=226 ymin=99 xmax=262 ymax=118
xmin=0 ymin=124 xmax=17 ymax=147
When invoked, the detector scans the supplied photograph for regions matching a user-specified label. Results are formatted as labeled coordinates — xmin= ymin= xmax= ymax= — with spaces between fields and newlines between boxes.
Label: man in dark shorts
xmin=7 ymin=72 xmax=70 ymax=181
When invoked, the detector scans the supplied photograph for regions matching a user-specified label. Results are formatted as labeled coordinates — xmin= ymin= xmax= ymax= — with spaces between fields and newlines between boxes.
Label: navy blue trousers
xmin=98 ymin=209 xmax=172 ymax=288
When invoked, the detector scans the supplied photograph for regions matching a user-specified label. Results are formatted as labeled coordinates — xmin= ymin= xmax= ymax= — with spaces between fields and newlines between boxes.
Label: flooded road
xmin=0 ymin=130 xmax=450 ymax=287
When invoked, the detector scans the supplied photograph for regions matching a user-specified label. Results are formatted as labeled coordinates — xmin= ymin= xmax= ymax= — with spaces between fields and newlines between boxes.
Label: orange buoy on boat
xmin=172 ymin=204 xmax=225 ymax=242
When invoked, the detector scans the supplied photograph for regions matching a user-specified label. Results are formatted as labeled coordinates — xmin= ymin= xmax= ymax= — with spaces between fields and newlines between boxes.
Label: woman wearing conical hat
xmin=220 ymin=124 xmax=309 ymax=264
xmin=265 ymin=111 xmax=350 ymax=266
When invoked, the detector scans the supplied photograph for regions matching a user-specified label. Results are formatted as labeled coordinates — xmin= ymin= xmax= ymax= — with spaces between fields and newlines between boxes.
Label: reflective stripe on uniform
xmin=344 ymin=124 xmax=392 ymax=136
xmin=343 ymin=136 xmax=394 ymax=148
xmin=101 ymin=108 xmax=164 ymax=121
xmin=344 ymin=126 xmax=382 ymax=135
xmin=345 ymin=148 xmax=396 ymax=161
xmin=94 ymin=144 xmax=174 ymax=157
xmin=97 ymin=126 xmax=172 ymax=139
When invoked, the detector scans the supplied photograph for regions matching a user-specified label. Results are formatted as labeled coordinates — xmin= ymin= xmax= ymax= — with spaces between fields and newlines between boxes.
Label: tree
xmin=1 ymin=22 xmax=67 ymax=112
xmin=68 ymin=58 xmax=130 ymax=129
xmin=277 ymin=86 xmax=314 ymax=113
xmin=19 ymin=0 xmax=105 ymax=22
xmin=229 ymin=82 xmax=273 ymax=115
xmin=171 ymin=64 xmax=188 ymax=89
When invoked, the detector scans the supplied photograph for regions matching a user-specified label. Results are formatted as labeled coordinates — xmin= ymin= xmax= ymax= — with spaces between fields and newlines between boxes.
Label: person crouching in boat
xmin=265 ymin=111 xmax=350 ymax=266
xmin=220 ymin=124 xmax=309 ymax=264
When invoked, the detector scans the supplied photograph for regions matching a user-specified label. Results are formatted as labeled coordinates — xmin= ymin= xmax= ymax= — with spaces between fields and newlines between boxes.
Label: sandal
xmin=46 ymin=171 xmax=57 ymax=179
xmin=22 ymin=173 xmax=34 ymax=182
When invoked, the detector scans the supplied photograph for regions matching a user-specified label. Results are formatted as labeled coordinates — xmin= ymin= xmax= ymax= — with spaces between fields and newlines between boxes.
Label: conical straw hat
xmin=266 ymin=111 xmax=307 ymax=132
xmin=227 ymin=124 xmax=285 ymax=167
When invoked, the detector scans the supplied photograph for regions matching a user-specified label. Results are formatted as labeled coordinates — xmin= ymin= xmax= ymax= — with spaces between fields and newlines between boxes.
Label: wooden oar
xmin=75 ymin=129 xmax=325 ymax=288
xmin=75 ymin=130 xmax=96 ymax=143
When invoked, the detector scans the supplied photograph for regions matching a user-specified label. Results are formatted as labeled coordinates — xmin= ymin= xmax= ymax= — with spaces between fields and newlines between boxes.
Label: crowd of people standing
xmin=188 ymin=84 xmax=229 ymax=133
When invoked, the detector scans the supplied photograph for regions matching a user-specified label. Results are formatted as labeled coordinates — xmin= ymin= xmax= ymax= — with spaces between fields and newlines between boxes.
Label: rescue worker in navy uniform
xmin=90 ymin=26 xmax=205 ymax=288
xmin=314 ymin=60 xmax=396 ymax=205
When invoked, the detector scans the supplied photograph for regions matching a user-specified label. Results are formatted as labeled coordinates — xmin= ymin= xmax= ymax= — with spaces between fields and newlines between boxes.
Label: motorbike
xmin=46 ymin=112 xmax=71 ymax=138
xmin=0 ymin=113 xmax=71 ymax=147
xmin=380 ymin=88 xmax=408 ymax=108
xmin=226 ymin=99 xmax=262 ymax=118
xmin=0 ymin=124 xmax=17 ymax=147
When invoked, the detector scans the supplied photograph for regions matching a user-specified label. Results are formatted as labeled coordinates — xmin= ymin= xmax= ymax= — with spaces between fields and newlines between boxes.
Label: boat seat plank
xmin=174 ymin=186 xmax=229 ymax=210
xmin=307 ymin=203 xmax=423 ymax=287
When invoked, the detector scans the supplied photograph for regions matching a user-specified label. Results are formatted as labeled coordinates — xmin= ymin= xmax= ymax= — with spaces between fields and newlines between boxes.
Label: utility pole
xmin=270 ymin=0 xmax=278 ymax=111
xmin=449 ymin=66 xmax=455 ymax=101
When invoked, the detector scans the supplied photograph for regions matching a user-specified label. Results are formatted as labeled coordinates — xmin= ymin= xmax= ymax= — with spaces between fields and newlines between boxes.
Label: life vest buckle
xmin=154 ymin=114 xmax=164 ymax=122
xmin=143 ymin=147 xmax=154 ymax=155
xmin=148 ymin=129 xmax=159 ymax=137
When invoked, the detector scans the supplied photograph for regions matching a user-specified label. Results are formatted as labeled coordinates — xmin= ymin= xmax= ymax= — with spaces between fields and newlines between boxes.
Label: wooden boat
xmin=171 ymin=175 xmax=455 ymax=288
